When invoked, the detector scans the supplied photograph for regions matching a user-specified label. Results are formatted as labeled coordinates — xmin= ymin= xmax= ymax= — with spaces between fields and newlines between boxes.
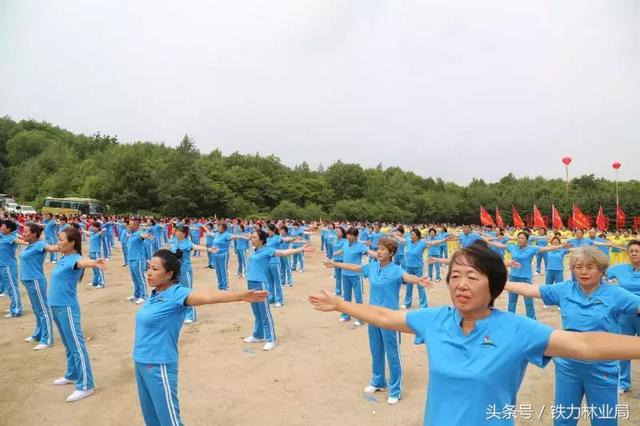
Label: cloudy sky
xmin=1 ymin=0 xmax=638 ymax=184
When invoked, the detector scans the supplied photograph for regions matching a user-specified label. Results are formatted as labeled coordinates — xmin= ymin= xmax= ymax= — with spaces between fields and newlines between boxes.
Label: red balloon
xmin=612 ymin=162 xmax=621 ymax=170
xmin=561 ymin=156 xmax=572 ymax=166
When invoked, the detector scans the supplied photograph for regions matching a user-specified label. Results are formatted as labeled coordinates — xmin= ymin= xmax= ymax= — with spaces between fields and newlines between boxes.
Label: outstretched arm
xmin=186 ymin=289 xmax=268 ymax=306
xmin=545 ymin=330 xmax=640 ymax=360
xmin=504 ymin=281 xmax=542 ymax=299
xmin=323 ymin=259 xmax=362 ymax=273
xmin=308 ymin=289 xmax=413 ymax=334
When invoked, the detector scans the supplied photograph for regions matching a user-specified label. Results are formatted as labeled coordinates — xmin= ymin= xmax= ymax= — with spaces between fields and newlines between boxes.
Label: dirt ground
xmin=2 ymin=236 xmax=640 ymax=426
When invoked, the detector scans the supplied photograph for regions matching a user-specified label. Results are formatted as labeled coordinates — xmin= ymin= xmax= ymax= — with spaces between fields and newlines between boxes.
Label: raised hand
xmin=94 ymin=258 xmax=107 ymax=269
xmin=302 ymin=243 xmax=315 ymax=253
xmin=208 ymin=247 xmax=220 ymax=253
xmin=242 ymin=290 xmax=268 ymax=303
xmin=323 ymin=259 xmax=335 ymax=268
xmin=417 ymin=276 xmax=434 ymax=288
xmin=308 ymin=289 xmax=340 ymax=312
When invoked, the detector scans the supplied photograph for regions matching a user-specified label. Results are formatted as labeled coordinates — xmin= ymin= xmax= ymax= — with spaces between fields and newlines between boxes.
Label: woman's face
xmin=551 ymin=238 xmax=561 ymax=246
xmin=346 ymin=233 xmax=356 ymax=243
xmin=217 ymin=224 xmax=225 ymax=233
xmin=573 ymin=261 xmax=603 ymax=287
xmin=146 ymin=257 xmax=174 ymax=288
xmin=628 ymin=244 xmax=640 ymax=265
xmin=375 ymin=245 xmax=391 ymax=262
xmin=251 ymin=232 xmax=261 ymax=247
xmin=57 ymin=232 xmax=74 ymax=253
xmin=410 ymin=231 xmax=419 ymax=242
xmin=517 ymin=234 xmax=528 ymax=247
xmin=176 ymin=230 xmax=187 ymax=240
xmin=429 ymin=230 xmax=436 ymax=237
xmin=0 ymin=224 xmax=10 ymax=236
xmin=447 ymin=259 xmax=492 ymax=314
xmin=23 ymin=227 xmax=37 ymax=242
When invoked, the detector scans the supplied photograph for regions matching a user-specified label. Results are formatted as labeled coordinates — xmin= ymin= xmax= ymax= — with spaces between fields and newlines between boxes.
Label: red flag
xmin=551 ymin=205 xmax=564 ymax=230
xmin=572 ymin=205 xmax=591 ymax=230
xmin=533 ymin=205 xmax=546 ymax=228
xmin=480 ymin=206 xmax=495 ymax=227
xmin=596 ymin=206 xmax=607 ymax=231
xmin=495 ymin=206 xmax=505 ymax=228
xmin=512 ymin=206 xmax=525 ymax=228
xmin=616 ymin=204 xmax=626 ymax=229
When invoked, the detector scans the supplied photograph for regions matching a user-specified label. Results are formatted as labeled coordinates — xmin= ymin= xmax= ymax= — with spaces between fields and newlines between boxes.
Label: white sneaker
xmin=401 ymin=305 xmax=408 ymax=310
xmin=263 ymin=341 xmax=276 ymax=351
xmin=66 ymin=389 xmax=94 ymax=402
xmin=87 ymin=282 xmax=94 ymax=286
xmin=619 ymin=387 xmax=629 ymax=395
xmin=4 ymin=313 xmax=14 ymax=318
xmin=338 ymin=317 xmax=348 ymax=322
xmin=354 ymin=320 xmax=363 ymax=326
xmin=34 ymin=343 xmax=51 ymax=350
xmin=184 ymin=319 xmax=193 ymax=324
xmin=387 ymin=397 xmax=400 ymax=405
xmin=542 ymin=305 xmax=549 ymax=309
xmin=243 ymin=336 xmax=264 ymax=343
xmin=53 ymin=377 xmax=75 ymax=386
xmin=364 ymin=385 xmax=386 ymax=394
xmin=135 ymin=298 xmax=145 ymax=305
xmin=0 ymin=293 xmax=6 ymax=297
xmin=275 ymin=302 xmax=283 ymax=307
xmin=25 ymin=336 xmax=35 ymax=342
xmin=125 ymin=296 xmax=135 ymax=301
xmin=51 ymin=261 xmax=57 ymax=264
xmin=95 ymin=285 xmax=104 ymax=289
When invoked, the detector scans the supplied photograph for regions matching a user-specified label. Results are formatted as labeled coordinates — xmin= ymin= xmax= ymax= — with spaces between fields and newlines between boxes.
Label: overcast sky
xmin=1 ymin=1 xmax=638 ymax=184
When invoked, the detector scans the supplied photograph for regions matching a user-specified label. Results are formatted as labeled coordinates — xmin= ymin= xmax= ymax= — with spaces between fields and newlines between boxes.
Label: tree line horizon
xmin=1 ymin=116 xmax=638 ymax=226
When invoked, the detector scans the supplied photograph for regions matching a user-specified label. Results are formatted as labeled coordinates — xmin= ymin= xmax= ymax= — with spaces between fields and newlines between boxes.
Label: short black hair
xmin=346 ymin=227 xmax=359 ymax=238
xmin=446 ymin=241 xmax=507 ymax=308
xmin=1 ymin=220 xmax=17 ymax=233
xmin=154 ymin=249 xmax=181 ymax=283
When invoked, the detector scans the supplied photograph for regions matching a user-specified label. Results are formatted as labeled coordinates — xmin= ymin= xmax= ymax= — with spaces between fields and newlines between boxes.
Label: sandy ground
xmin=2 ymin=236 xmax=640 ymax=426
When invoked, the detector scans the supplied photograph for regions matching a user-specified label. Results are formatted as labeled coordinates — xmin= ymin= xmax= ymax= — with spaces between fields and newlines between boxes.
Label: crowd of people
xmin=2 ymin=209 xmax=640 ymax=425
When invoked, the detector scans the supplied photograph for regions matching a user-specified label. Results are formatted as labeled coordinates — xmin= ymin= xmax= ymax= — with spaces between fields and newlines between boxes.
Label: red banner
xmin=572 ymin=205 xmax=591 ymax=230
xmin=596 ymin=206 xmax=607 ymax=231
xmin=480 ymin=206 xmax=495 ymax=227
xmin=533 ymin=205 xmax=546 ymax=228
xmin=616 ymin=204 xmax=626 ymax=229
xmin=552 ymin=205 xmax=564 ymax=230
xmin=512 ymin=206 xmax=525 ymax=228
xmin=495 ymin=206 xmax=505 ymax=228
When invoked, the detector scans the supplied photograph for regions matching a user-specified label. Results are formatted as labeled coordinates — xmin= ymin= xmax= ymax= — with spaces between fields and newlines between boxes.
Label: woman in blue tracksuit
xmin=15 ymin=223 xmax=55 ymax=349
xmin=125 ymin=219 xmax=155 ymax=305
xmin=391 ymin=228 xmax=443 ymax=309
xmin=487 ymin=232 xmax=568 ymax=320
xmin=392 ymin=225 xmax=406 ymax=268
xmin=118 ymin=220 xmax=130 ymax=267
xmin=204 ymin=222 xmax=215 ymax=269
xmin=368 ymin=223 xmax=384 ymax=263
xmin=242 ymin=229 xmax=310 ymax=351
xmin=234 ymin=224 xmax=249 ymax=276
xmin=331 ymin=227 xmax=348 ymax=296
xmin=48 ymin=227 xmax=106 ymax=402
xmin=134 ymin=249 xmax=268 ymax=426
xmin=169 ymin=226 xmax=214 ymax=323
xmin=438 ymin=226 xmax=449 ymax=259
xmin=606 ymin=239 xmax=640 ymax=395
xmin=0 ymin=220 xmax=22 ymax=317
xmin=331 ymin=227 xmax=369 ymax=325
xmin=43 ymin=213 xmax=59 ymax=263
xmin=324 ymin=237 xmax=430 ymax=404
xmin=426 ymin=228 xmax=443 ymax=282
xmin=264 ymin=224 xmax=285 ymax=306
xmin=82 ymin=222 xmax=105 ymax=288
xmin=328 ymin=226 xmax=348 ymax=296
xmin=206 ymin=222 xmax=245 ymax=291
xmin=506 ymin=246 xmax=640 ymax=426
xmin=310 ymin=242 xmax=640 ymax=426
xmin=325 ymin=223 xmax=336 ymax=260
xmin=278 ymin=226 xmax=294 ymax=287
xmin=290 ymin=222 xmax=305 ymax=272
xmin=188 ymin=220 xmax=202 ymax=257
